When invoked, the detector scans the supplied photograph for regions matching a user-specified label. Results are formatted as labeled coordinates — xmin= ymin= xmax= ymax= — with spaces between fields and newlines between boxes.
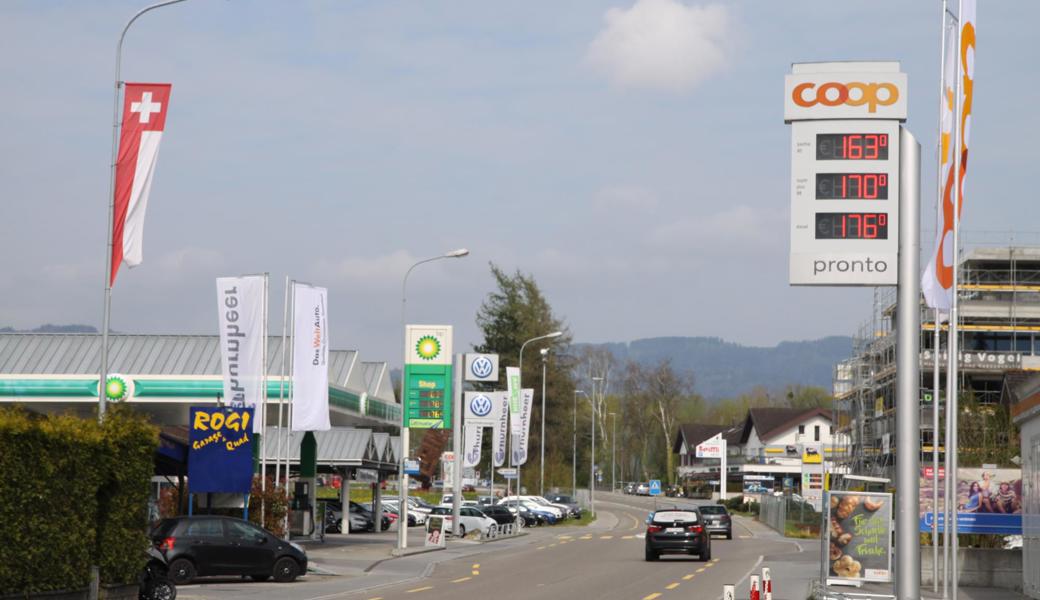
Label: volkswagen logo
xmin=470 ymin=356 xmax=494 ymax=379
xmin=470 ymin=394 xmax=493 ymax=417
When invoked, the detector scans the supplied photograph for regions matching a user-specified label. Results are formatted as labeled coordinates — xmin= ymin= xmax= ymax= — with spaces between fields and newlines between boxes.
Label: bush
xmin=248 ymin=476 xmax=289 ymax=537
xmin=0 ymin=407 xmax=157 ymax=594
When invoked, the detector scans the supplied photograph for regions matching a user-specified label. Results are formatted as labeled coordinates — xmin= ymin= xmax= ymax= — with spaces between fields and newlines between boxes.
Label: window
xmin=183 ymin=519 xmax=223 ymax=538
xmin=830 ymin=425 xmax=835 ymax=435
xmin=814 ymin=425 xmax=820 ymax=441
xmin=798 ymin=425 xmax=805 ymax=435
xmin=226 ymin=519 xmax=263 ymax=540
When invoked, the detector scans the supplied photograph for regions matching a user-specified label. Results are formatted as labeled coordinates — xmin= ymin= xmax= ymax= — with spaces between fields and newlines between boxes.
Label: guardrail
xmin=479 ymin=522 xmax=520 ymax=541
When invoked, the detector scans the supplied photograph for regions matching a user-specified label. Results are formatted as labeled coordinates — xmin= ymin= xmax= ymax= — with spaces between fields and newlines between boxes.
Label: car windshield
xmin=551 ymin=495 xmax=573 ymax=503
xmin=698 ymin=506 xmax=727 ymax=515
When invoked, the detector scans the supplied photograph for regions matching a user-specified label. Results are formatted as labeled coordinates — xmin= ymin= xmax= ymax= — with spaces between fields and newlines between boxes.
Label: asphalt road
xmin=175 ymin=494 xmax=799 ymax=600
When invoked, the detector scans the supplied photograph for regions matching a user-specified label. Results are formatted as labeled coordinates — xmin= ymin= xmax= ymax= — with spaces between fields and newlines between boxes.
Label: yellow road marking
xmin=696 ymin=567 xmax=706 ymax=573
xmin=683 ymin=574 xmax=695 ymax=581
xmin=580 ymin=534 xmax=592 ymax=539
xmin=406 ymin=587 xmax=433 ymax=593
xmin=472 ymin=571 xmax=479 ymax=576
xmin=739 ymin=535 xmax=751 ymax=539
xmin=622 ymin=535 xmax=635 ymax=539
xmin=705 ymin=562 xmax=716 ymax=568
xmin=537 ymin=546 xmax=546 ymax=550
xmin=600 ymin=535 xmax=614 ymax=539
xmin=666 ymin=583 xmax=680 ymax=590
xmin=452 ymin=577 xmax=472 ymax=583
xmin=367 ymin=598 xmax=383 ymax=600
xmin=472 ymin=563 xmax=480 ymax=569
xmin=643 ymin=594 xmax=662 ymax=600
xmin=711 ymin=558 xmax=720 ymax=563
xmin=558 ymin=535 xmax=572 ymax=539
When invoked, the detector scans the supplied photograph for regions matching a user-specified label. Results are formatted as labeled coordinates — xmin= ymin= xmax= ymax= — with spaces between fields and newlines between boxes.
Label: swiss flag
xmin=110 ymin=83 xmax=172 ymax=286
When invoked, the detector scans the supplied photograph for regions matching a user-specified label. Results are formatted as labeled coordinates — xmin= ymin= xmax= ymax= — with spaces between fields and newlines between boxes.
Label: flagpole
xmin=948 ymin=3 xmax=966 ymax=596
xmin=932 ymin=2 xmax=950 ymax=592
xmin=99 ymin=0 xmax=189 ymax=422
xmin=276 ymin=277 xmax=290 ymax=493
xmin=283 ymin=281 xmax=297 ymax=540
xmin=260 ymin=272 xmax=269 ymax=526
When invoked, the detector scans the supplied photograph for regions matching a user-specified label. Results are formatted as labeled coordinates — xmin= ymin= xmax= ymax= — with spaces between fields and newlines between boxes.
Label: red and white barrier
xmin=749 ymin=574 xmax=760 ymax=600
xmin=762 ymin=567 xmax=772 ymax=600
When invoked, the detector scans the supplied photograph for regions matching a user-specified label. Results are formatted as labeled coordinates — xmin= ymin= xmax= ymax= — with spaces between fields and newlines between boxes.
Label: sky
xmin=2 ymin=0 xmax=1038 ymax=366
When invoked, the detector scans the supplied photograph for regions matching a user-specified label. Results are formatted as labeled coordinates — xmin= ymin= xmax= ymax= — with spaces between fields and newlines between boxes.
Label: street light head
xmin=592 ymin=376 xmax=603 ymax=382
xmin=444 ymin=248 xmax=470 ymax=258
xmin=540 ymin=348 xmax=549 ymax=356
xmin=546 ymin=331 xmax=563 ymax=339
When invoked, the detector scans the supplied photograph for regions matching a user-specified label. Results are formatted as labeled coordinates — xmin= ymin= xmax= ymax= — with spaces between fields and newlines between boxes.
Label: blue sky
xmin=2 ymin=1 xmax=1037 ymax=365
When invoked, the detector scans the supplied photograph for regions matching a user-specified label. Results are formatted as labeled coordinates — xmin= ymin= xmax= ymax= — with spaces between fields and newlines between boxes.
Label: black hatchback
xmin=151 ymin=516 xmax=308 ymax=584
xmin=644 ymin=508 xmax=710 ymax=561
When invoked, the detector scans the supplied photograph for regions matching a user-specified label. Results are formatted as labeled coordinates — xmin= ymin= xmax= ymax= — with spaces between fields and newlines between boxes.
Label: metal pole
xmin=540 ymin=350 xmax=548 ymax=496
xmin=99 ymin=0 xmax=189 ymax=422
xmin=260 ymin=273 xmax=269 ymax=526
xmin=573 ymin=390 xmax=579 ymax=499
xmin=610 ymin=412 xmax=616 ymax=494
xmin=933 ymin=2 xmax=950 ymax=591
xmin=283 ymin=281 xmax=296 ymax=540
xmin=276 ymin=277 xmax=289 ymax=491
xmin=590 ymin=378 xmax=597 ymax=517
xmin=895 ymin=127 xmax=922 ymax=600
xmin=451 ymin=353 xmax=463 ymax=536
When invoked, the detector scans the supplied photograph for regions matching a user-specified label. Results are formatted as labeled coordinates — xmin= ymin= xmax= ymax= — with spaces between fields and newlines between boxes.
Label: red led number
xmin=841 ymin=134 xmax=887 ymax=160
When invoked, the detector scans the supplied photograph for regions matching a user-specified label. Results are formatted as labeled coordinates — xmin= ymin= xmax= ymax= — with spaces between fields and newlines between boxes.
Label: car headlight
xmin=289 ymin=542 xmax=305 ymax=554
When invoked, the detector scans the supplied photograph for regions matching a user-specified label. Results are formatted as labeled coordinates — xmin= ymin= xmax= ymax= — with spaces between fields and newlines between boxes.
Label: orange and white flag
xmin=110 ymin=83 xmax=172 ymax=286
xmin=922 ymin=2 xmax=975 ymax=309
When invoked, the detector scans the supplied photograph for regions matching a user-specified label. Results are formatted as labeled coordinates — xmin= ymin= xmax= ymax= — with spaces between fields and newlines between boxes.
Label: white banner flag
xmin=511 ymin=388 xmax=534 ymax=466
xmin=291 ymin=283 xmax=330 ymax=431
xmin=506 ymin=366 xmax=522 ymax=435
xmin=216 ymin=275 xmax=266 ymax=433
xmin=492 ymin=392 xmax=509 ymax=467
xmin=463 ymin=425 xmax=483 ymax=468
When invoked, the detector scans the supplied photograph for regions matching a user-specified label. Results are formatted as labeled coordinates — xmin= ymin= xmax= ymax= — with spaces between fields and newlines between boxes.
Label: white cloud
xmin=592 ymin=185 xmax=659 ymax=212
xmin=649 ymin=205 xmax=785 ymax=254
xmin=586 ymin=0 xmax=733 ymax=92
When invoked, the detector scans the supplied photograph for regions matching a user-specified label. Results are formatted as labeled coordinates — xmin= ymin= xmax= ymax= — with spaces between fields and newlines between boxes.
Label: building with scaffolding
xmin=832 ymin=246 xmax=1040 ymax=481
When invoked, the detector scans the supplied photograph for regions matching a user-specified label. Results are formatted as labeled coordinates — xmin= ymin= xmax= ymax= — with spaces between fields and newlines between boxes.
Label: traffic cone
xmin=749 ymin=574 xmax=760 ymax=600
xmin=762 ymin=567 xmax=772 ymax=600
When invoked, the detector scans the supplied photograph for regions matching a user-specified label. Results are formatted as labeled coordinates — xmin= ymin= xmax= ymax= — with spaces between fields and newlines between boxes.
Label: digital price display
xmin=816 ymin=133 xmax=889 ymax=160
xmin=815 ymin=212 xmax=889 ymax=240
xmin=816 ymin=173 xmax=889 ymax=200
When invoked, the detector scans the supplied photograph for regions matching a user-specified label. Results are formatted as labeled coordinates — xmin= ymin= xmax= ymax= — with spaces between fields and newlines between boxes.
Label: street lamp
xmin=397 ymin=248 xmax=469 ymax=550
xmin=514 ymin=331 xmax=562 ymax=508
xmin=609 ymin=412 xmax=616 ymax=494
xmin=539 ymin=348 xmax=551 ymax=496
xmin=573 ymin=390 xmax=586 ymax=499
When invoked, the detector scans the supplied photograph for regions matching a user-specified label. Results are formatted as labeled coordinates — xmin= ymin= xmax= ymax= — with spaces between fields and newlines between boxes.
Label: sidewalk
xmin=729 ymin=516 xmax=1027 ymax=600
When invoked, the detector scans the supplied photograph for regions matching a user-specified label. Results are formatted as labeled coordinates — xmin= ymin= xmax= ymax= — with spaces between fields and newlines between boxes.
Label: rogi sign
xmin=188 ymin=406 xmax=255 ymax=494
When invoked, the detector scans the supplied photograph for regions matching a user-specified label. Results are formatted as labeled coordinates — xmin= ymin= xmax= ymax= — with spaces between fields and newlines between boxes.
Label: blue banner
xmin=919 ymin=510 xmax=1022 ymax=535
xmin=188 ymin=407 xmax=254 ymax=494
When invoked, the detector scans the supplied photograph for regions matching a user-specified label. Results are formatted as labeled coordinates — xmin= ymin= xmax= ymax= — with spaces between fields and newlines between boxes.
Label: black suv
xmin=644 ymin=507 xmax=710 ymax=561
xmin=151 ymin=516 xmax=307 ymax=584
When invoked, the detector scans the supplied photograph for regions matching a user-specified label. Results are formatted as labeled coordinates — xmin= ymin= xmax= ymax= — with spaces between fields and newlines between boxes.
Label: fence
xmin=759 ymin=494 xmax=823 ymax=538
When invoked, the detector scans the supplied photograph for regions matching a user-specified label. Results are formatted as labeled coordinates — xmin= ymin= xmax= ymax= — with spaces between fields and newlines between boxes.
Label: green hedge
xmin=0 ymin=407 xmax=157 ymax=594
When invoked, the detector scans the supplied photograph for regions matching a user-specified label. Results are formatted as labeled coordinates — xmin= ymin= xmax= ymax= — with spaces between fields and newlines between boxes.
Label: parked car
xmin=624 ymin=483 xmax=636 ymax=495
xmin=499 ymin=496 xmax=565 ymax=521
xmin=360 ymin=502 xmax=396 ymax=530
xmin=476 ymin=495 xmax=496 ymax=508
xmin=480 ymin=504 xmax=518 ymax=527
xmin=319 ymin=500 xmax=389 ymax=533
xmin=697 ymin=504 xmax=733 ymax=539
xmin=644 ymin=507 xmax=710 ymax=561
xmin=636 ymin=483 xmax=650 ymax=496
xmin=383 ymin=500 xmax=426 ymax=526
xmin=151 ymin=516 xmax=307 ymax=584
xmin=543 ymin=493 xmax=583 ymax=518
xmin=428 ymin=506 xmax=497 ymax=537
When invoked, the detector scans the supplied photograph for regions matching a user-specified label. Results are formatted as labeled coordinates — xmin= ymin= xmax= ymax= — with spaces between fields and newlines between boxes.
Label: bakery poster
xmin=826 ymin=491 xmax=892 ymax=583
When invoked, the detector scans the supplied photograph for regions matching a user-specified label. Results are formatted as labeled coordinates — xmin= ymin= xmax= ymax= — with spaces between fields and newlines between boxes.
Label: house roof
xmin=741 ymin=407 xmax=832 ymax=444
xmin=673 ymin=423 xmax=741 ymax=454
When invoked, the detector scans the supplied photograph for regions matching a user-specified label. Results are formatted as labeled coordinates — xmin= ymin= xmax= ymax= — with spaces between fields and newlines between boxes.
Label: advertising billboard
xmin=826 ymin=491 xmax=893 ymax=583
xmin=918 ymin=467 xmax=1023 ymax=535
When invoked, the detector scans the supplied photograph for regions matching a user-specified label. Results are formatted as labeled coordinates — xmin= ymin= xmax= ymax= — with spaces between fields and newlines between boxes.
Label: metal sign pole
xmin=895 ymin=127 xmax=922 ymax=600
xmin=452 ymin=354 xmax=463 ymax=536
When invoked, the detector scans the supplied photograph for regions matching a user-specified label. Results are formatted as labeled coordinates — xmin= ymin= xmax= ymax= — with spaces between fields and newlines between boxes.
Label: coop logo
xmin=470 ymin=356 xmax=494 ymax=379
xmin=792 ymin=81 xmax=900 ymax=113
xmin=469 ymin=394 xmax=493 ymax=417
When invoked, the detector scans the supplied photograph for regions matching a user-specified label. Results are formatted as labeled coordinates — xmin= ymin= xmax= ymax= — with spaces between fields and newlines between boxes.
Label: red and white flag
xmin=110 ymin=83 xmax=172 ymax=286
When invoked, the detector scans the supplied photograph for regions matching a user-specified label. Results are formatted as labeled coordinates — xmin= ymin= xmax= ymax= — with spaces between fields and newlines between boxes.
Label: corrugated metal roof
xmin=262 ymin=427 xmax=376 ymax=465
xmin=390 ymin=436 xmax=400 ymax=462
xmin=372 ymin=432 xmax=391 ymax=463
xmin=0 ymin=333 xmax=358 ymax=383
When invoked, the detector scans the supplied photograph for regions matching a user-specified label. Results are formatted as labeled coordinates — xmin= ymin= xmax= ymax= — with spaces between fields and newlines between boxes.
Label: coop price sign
xmin=786 ymin=62 xmax=905 ymax=286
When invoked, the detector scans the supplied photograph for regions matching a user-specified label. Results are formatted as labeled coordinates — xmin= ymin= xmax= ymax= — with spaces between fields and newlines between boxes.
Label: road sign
xmin=464 ymin=353 xmax=499 ymax=382
xmin=404 ymin=458 xmax=420 ymax=476
xmin=786 ymin=62 xmax=906 ymax=286
xmin=648 ymin=479 xmax=662 ymax=496
xmin=497 ymin=468 xmax=518 ymax=479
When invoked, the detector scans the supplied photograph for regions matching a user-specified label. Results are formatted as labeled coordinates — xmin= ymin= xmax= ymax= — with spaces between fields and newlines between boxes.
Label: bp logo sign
xmin=469 ymin=394 xmax=493 ymax=417
xmin=415 ymin=335 xmax=442 ymax=361
xmin=103 ymin=374 xmax=133 ymax=402
xmin=470 ymin=356 xmax=494 ymax=379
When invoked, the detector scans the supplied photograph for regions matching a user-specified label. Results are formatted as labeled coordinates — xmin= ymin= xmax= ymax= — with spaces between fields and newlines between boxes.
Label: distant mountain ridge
xmin=584 ymin=336 xmax=853 ymax=399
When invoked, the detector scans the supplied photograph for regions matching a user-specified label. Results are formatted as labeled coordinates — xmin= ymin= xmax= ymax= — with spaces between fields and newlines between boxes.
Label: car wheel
xmin=459 ymin=524 xmax=467 ymax=537
xmin=726 ymin=530 xmax=733 ymax=540
xmin=701 ymin=543 xmax=712 ymax=562
xmin=148 ymin=578 xmax=177 ymax=600
xmin=272 ymin=557 xmax=299 ymax=583
xmin=644 ymin=547 xmax=658 ymax=562
xmin=251 ymin=574 xmax=271 ymax=582
xmin=167 ymin=558 xmax=196 ymax=585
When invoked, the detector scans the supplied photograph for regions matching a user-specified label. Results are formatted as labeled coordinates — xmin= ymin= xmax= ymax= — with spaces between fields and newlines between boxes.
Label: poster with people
xmin=918 ymin=467 xmax=1023 ymax=534
xmin=826 ymin=491 xmax=893 ymax=583
xmin=426 ymin=515 xmax=446 ymax=547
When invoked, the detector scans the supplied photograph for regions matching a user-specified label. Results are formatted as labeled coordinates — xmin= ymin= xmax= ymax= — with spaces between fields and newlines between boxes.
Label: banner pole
xmin=283 ymin=281 xmax=296 ymax=540
xmin=452 ymin=354 xmax=463 ymax=536
xmin=260 ymin=273 xmax=269 ymax=526
xmin=276 ymin=276 xmax=289 ymax=492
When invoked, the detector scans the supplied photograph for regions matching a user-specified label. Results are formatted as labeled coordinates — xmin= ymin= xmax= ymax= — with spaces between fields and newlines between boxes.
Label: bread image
xmin=830 ymin=542 xmax=843 ymax=560
xmin=831 ymin=496 xmax=840 ymax=510
xmin=830 ymin=518 xmax=844 ymax=540
xmin=836 ymin=495 xmax=861 ymax=519
xmin=837 ymin=532 xmax=853 ymax=546
xmin=833 ymin=555 xmax=862 ymax=578
xmin=864 ymin=498 xmax=884 ymax=512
